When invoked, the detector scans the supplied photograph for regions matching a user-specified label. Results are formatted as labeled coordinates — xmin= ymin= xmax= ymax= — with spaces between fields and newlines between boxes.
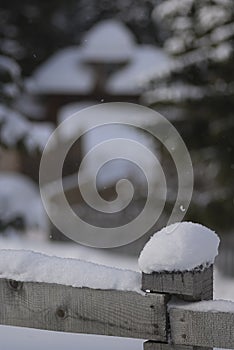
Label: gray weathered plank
xmin=170 ymin=305 xmax=234 ymax=348
xmin=142 ymin=266 xmax=213 ymax=301
xmin=143 ymin=342 xmax=210 ymax=350
xmin=0 ymin=279 xmax=168 ymax=340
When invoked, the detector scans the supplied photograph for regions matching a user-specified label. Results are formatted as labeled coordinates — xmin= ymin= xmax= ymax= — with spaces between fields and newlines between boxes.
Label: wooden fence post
xmin=143 ymin=265 xmax=214 ymax=350
xmin=144 ymin=342 xmax=211 ymax=350
xmin=142 ymin=265 xmax=213 ymax=301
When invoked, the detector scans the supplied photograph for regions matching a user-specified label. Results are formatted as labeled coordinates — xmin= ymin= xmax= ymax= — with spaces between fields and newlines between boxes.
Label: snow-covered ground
xmin=0 ymin=234 xmax=139 ymax=270
xmin=0 ymin=326 xmax=143 ymax=350
xmin=0 ymin=227 xmax=233 ymax=349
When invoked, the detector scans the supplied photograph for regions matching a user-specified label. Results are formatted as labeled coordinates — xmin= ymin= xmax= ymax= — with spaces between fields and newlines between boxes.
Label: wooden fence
xmin=0 ymin=264 xmax=234 ymax=349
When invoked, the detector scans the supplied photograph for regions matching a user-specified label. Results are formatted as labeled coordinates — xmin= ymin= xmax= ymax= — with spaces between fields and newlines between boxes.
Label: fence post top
xmin=138 ymin=221 xmax=219 ymax=274
xmin=138 ymin=222 xmax=218 ymax=300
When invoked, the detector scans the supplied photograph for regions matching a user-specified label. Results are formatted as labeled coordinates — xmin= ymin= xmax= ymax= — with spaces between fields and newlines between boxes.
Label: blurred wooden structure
xmin=27 ymin=20 xmax=171 ymax=124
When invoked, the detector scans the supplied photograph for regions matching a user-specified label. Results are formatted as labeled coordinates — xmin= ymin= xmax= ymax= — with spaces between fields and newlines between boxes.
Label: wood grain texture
xmin=144 ymin=342 xmax=210 ymax=350
xmin=142 ymin=266 xmax=213 ymax=301
xmin=170 ymin=306 xmax=234 ymax=349
xmin=0 ymin=279 xmax=168 ymax=340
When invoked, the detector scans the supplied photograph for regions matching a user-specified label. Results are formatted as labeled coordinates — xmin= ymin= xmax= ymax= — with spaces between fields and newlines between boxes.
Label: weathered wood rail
xmin=0 ymin=279 xmax=167 ymax=340
xmin=0 ymin=263 xmax=234 ymax=349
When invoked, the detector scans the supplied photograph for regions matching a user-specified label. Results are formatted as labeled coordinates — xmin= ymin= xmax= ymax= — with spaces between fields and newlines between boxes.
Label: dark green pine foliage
xmin=0 ymin=53 xmax=53 ymax=153
xmin=0 ymin=1 xmax=54 ymax=153
xmin=0 ymin=0 xmax=160 ymax=77
xmin=143 ymin=0 xmax=234 ymax=232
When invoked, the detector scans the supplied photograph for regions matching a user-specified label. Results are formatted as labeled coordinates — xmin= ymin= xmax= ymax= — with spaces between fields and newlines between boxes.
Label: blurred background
xmin=0 ymin=0 xmax=234 ymax=279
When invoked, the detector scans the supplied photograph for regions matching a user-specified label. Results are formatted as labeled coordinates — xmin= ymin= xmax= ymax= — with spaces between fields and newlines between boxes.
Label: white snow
xmin=0 ymin=249 xmax=141 ymax=293
xmin=0 ymin=254 xmax=233 ymax=350
xmin=198 ymin=6 xmax=230 ymax=33
xmin=143 ymin=84 xmax=205 ymax=105
xmin=3 ymin=82 xmax=20 ymax=99
xmin=57 ymin=101 xmax=98 ymax=141
xmin=153 ymin=0 xmax=193 ymax=20
xmin=24 ymin=122 xmax=54 ymax=152
xmin=0 ymin=172 xmax=48 ymax=232
xmin=0 ymin=235 xmax=139 ymax=271
xmin=168 ymin=298 xmax=234 ymax=313
xmin=0 ymin=54 xmax=21 ymax=79
xmin=0 ymin=105 xmax=29 ymax=146
xmin=143 ymin=5 xmax=234 ymax=90
xmin=82 ymin=19 xmax=135 ymax=63
xmin=210 ymin=22 xmax=234 ymax=43
xmin=27 ymin=47 xmax=94 ymax=94
xmin=0 ymin=104 xmax=53 ymax=151
xmin=28 ymin=20 xmax=137 ymax=96
xmin=164 ymin=36 xmax=186 ymax=55
xmin=212 ymin=42 xmax=232 ymax=62
xmin=27 ymin=22 xmax=171 ymax=97
xmin=0 ymin=229 xmax=233 ymax=348
xmin=138 ymin=222 xmax=220 ymax=273
xmin=0 ymin=234 xmax=232 ymax=299
xmin=172 ymin=17 xmax=192 ymax=31
xmin=142 ymin=43 xmax=233 ymax=102
xmin=0 ymin=327 xmax=143 ymax=350
xmin=106 ymin=45 xmax=173 ymax=95
xmin=14 ymin=94 xmax=46 ymax=120
xmin=0 ymin=38 xmax=23 ymax=58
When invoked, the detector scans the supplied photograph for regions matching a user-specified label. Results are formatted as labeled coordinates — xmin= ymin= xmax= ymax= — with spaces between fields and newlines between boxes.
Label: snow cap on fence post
xmin=139 ymin=222 xmax=220 ymax=301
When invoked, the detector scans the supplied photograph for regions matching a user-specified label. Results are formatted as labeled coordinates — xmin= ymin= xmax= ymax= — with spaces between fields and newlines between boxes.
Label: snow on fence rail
xmin=0 ymin=222 xmax=234 ymax=349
